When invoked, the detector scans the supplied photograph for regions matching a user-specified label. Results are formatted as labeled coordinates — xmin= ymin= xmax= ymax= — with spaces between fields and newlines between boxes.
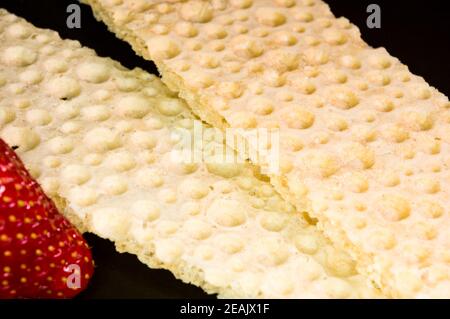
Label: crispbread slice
xmin=83 ymin=0 xmax=450 ymax=297
xmin=0 ymin=9 xmax=379 ymax=298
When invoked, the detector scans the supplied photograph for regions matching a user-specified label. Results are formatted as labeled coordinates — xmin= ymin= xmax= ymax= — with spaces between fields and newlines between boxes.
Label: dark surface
xmin=76 ymin=234 xmax=214 ymax=298
xmin=0 ymin=0 xmax=449 ymax=299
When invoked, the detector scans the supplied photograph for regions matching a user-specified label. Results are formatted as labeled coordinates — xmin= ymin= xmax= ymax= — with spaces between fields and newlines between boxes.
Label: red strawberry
xmin=0 ymin=138 xmax=94 ymax=298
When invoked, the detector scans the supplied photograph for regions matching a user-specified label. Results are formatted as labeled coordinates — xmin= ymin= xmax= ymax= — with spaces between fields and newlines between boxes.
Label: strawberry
xmin=0 ymin=138 xmax=94 ymax=298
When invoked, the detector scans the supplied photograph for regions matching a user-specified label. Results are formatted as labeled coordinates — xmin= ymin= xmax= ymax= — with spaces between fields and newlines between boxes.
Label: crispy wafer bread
xmin=0 ymin=9 xmax=381 ymax=298
xmin=83 ymin=0 xmax=450 ymax=297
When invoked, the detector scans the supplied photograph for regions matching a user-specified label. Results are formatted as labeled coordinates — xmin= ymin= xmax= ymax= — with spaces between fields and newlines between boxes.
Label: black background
xmin=0 ymin=0 xmax=449 ymax=299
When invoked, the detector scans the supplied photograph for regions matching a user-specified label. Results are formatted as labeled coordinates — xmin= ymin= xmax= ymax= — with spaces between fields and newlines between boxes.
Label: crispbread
xmin=83 ymin=0 xmax=450 ymax=297
xmin=0 ymin=9 xmax=379 ymax=298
